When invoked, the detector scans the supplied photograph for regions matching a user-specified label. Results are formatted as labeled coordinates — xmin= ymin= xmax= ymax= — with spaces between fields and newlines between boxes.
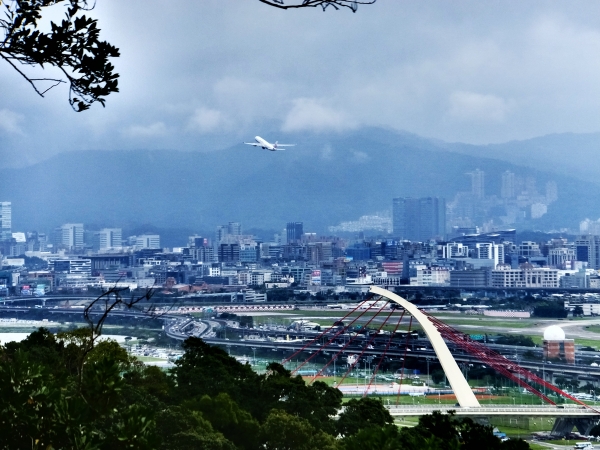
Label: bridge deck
xmin=386 ymin=405 xmax=600 ymax=417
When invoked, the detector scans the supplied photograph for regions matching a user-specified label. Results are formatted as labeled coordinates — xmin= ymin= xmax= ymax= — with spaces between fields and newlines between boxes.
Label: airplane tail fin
xmin=275 ymin=141 xmax=278 ymax=149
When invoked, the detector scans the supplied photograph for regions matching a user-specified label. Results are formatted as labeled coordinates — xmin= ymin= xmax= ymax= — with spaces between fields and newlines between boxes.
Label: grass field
xmin=135 ymin=356 xmax=167 ymax=362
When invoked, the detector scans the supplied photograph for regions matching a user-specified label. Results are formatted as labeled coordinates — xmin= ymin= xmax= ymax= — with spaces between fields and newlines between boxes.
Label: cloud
xmin=321 ymin=144 xmax=334 ymax=160
xmin=0 ymin=109 xmax=24 ymax=135
xmin=124 ymin=122 xmax=167 ymax=138
xmin=351 ymin=150 xmax=369 ymax=163
xmin=187 ymin=107 xmax=226 ymax=133
xmin=447 ymin=91 xmax=513 ymax=123
xmin=282 ymin=98 xmax=356 ymax=133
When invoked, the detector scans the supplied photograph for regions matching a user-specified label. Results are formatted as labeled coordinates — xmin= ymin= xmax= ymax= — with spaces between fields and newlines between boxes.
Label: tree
xmin=189 ymin=393 xmax=261 ymax=450
xmin=260 ymin=409 xmax=339 ymax=450
xmin=533 ymin=302 xmax=568 ymax=318
xmin=1 ymin=0 xmax=120 ymax=111
xmin=155 ymin=406 xmax=236 ymax=450
xmin=258 ymin=0 xmax=375 ymax=12
xmin=2 ymin=0 xmax=376 ymax=112
xmin=242 ymin=362 xmax=342 ymax=431
xmin=171 ymin=337 xmax=260 ymax=408
xmin=335 ymin=397 xmax=393 ymax=436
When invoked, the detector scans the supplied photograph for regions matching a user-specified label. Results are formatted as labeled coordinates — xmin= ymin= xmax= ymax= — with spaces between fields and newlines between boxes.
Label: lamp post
xmin=332 ymin=354 xmax=337 ymax=386
xmin=252 ymin=347 xmax=257 ymax=366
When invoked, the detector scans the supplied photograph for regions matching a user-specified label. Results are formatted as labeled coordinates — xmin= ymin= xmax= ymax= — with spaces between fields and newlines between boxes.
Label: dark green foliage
xmin=0 ymin=328 xmax=531 ymax=449
xmin=336 ymin=397 xmax=393 ymax=436
xmin=495 ymin=334 xmax=535 ymax=347
xmin=239 ymin=315 xmax=254 ymax=327
xmin=254 ymin=362 xmax=342 ymax=432
xmin=0 ymin=0 xmax=119 ymax=111
xmin=341 ymin=410 xmax=530 ymax=450
xmin=171 ymin=337 xmax=260 ymax=409
xmin=589 ymin=423 xmax=600 ymax=437
xmin=155 ymin=406 xmax=236 ymax=450
xmin=533 ymin=302 xmax=568 ymax=318
xmin=431 ymin=368 xmax=445 ymax=384
xmin=188 ymin=393 xmax=261 ymax=450
xmin=260 ymin=409 xmax=339 ymax=450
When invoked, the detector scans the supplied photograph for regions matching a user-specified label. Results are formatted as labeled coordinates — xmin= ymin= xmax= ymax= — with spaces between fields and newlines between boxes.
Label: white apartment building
xmin=443 ymin=243 xmax=468 ymax=258
xmin=415 ymin=267 xmax=450 ymax=286
xmin=475 ymin=242 xmax=504 ymax=268
xmin=491 ymin=264 xmax=559 ymax=288
xmin=58 ymin=223 xmax=84 ymax=250
xmin=98 ymin=228 xmax=122 ymax=250
xmin=549 ymin=247 xmax=575 ymax=269
xmin=135 ymin=235 xmax=160 ymax=250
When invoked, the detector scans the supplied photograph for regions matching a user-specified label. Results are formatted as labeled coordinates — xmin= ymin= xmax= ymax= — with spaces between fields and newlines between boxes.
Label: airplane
xmin=244 ymin=136 xmax=295 ymax=151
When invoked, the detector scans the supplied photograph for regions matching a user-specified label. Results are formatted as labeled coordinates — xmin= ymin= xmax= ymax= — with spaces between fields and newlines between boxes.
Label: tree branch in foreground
xmin=258 ymin=0 xmax=376 ymax=12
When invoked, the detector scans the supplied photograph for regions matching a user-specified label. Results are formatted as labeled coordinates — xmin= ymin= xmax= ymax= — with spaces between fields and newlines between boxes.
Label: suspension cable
xmin=309 ymin=301 xmax=390 ymax=384
xmin=291 ymin=298 xmax=381 ymax=375
xmin=364 ymin=309 xmax=406 ymax=397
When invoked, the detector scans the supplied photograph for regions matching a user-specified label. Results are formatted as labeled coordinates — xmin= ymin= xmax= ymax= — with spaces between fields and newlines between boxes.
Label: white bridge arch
xmin=370 ymin=286 xmax=481 ymax=408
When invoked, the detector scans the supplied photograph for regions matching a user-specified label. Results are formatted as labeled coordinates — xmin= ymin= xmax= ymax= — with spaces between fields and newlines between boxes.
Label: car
xmin=573 ymin=443 xmax=594 ymax=450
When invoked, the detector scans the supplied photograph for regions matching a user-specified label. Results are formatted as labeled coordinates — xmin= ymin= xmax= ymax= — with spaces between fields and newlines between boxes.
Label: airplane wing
xmin=244 ymin=142 xmax=261 ymax=146
xmin=275 ymin=144 xmax=295 ymax=147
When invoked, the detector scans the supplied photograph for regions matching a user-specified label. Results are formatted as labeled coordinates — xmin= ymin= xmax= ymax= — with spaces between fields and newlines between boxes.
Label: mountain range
xmin=2 ymin=127 xmax=600 ymax=239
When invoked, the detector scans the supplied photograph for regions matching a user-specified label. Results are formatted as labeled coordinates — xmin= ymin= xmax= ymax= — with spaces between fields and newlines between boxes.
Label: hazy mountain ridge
xmin=2 ymin=128 xmax=599 ymax=234
xmin=439 ymin=132 xmax=600 ymax=183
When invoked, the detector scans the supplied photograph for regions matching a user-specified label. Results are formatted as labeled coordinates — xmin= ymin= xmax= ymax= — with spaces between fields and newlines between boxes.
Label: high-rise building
xmin=0 ymin=202 xmax=11 ymax=241
xmin=135 ymin=234 xmax=160 ymax=250
xmin=228 ymin=222 xmax=242 ymax=236
xmin=56 ymin=223 xmax=84 ymax=250
xmin=468 ymin=169 xmax=485 ymax=199
xmin=286 ymin=222 xmax=303 ymax=244
xmin=218 ymin=243 xmax=240 ymax=262
xmin=96 ymin=228 xmax=122 ymax=250
xmin=501 ymin=171 xmax=515 ymax=199
xmin=546 ymin=181 xmax=558 ymax=203
xmin=392 ymin=197 xmax=445 ymax=242
xmin=216 ymin=225 xmax=227 ymax=243
xmin=575 ymin=235 xmax=600 ymax=270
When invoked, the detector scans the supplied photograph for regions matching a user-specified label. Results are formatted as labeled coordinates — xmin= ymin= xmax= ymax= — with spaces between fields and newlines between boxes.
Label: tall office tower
xmin=286 ymin=222 xmax=303 ymax=243
xmin=0 ymin=202 xmax=11 ymax=240
xmin=218 ymin=243 xmax=240 ymax=262
xmin=525 ymin=176 xmax=538 ymax=196
xmin=392 ymin=197 xmax=445 ymax=242
xmin=468 ymin=169 xmax=485 ymax=199
xmin=575 ymin=235 xmax=600 ymax=270
xmin=215 ymin=225 xmax=227 ymax=243
xmin=97 ymin=228 xmax=122 ymax=250
xmin=501 ymin=171 xmax=515 ymax=199
xmin=228 ymin=222 xmax=242 ymax=236
xmin=57 ymin=223 xmax=84 ymax=250
xmin=135 ymin=234 xmax=160 ymax=249
xmin=546 ymin=181 xmax=558 ymax=203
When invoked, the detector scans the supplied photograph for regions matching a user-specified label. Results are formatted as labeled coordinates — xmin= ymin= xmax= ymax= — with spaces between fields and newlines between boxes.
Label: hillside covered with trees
xmin=0 ymin=328 xmax=529 ymax=449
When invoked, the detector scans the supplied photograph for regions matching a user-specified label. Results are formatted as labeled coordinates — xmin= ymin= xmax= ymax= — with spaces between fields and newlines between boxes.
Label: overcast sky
xmin=1 ymin=0 xmax=600 ymax=167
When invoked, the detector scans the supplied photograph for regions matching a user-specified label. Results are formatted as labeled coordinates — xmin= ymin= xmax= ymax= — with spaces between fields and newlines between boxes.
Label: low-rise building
xmin=491 ymin=264 xmax=559 ymax=288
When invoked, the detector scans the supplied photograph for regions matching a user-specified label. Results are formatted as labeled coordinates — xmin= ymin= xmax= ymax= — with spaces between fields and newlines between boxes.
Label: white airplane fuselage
xmin=244 ymin=136 xmax=294 ymax=151
xmin=255 ymin=136 xmax=276 ymax=151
